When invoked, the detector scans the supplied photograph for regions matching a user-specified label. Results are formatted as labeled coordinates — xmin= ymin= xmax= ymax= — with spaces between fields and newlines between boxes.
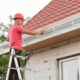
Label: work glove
xmin=41 ymin=29 xmax=45 ymax=34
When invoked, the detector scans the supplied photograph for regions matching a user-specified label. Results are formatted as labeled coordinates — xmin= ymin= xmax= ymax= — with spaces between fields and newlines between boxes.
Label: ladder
xmin=5 ymin=48 xmax=35 ymax=80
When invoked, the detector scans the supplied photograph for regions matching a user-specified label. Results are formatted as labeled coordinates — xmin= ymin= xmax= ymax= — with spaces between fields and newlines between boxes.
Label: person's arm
xmin=6 ymin=37 xmax=9 ymax=41
xmin=21 ymin=28 xmax=42 ymax=35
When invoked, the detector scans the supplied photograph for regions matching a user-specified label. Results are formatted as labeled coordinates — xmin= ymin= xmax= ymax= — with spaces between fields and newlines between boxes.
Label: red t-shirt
xmin=8 ymin=25 xmax=23 ymax=50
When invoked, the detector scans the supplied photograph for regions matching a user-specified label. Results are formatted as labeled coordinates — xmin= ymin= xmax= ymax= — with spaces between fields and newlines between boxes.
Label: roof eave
xmin=23 ymin=23 xmax=80 ymax=51
xmin=22 ymin=13 xmax=80 ymax=51
xmin=0 ymin=13 xmax=80 ymax=54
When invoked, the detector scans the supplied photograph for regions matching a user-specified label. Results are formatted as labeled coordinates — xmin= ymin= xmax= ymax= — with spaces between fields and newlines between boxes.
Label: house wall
xmin=24 ymin=36 xmax=80 ymax=80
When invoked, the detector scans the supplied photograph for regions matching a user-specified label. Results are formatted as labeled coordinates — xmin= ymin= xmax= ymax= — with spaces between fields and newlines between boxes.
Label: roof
xmin=24 ymin=0 xmax=80 ymax=30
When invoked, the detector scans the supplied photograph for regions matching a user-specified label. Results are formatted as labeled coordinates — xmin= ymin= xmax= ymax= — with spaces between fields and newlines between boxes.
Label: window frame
xmin=59 ymin=56 xmax=80 ymax=80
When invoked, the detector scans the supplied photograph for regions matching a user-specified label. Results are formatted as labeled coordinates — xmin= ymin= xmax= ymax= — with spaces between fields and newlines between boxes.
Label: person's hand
xmin=41 ymin=29 xmax=45 ymax=34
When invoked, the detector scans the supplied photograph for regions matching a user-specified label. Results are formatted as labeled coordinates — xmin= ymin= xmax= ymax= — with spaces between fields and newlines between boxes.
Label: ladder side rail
xmin=5 ymin=49 xmax=14 ymax=80
xmin=23 ymin=59 xmax=29 ymax=80
xmin=27 ymin=60 xmax=36 ymax=80
xmin=14 ymin=50 xmax=23 ymax=80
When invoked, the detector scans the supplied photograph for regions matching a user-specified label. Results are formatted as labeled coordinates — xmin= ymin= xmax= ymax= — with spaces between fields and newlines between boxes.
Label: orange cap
xmin=13 ymin=13 xmax=25 ymax=20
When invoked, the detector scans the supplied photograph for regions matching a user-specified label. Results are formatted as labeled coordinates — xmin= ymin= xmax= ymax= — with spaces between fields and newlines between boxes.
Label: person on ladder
xmin=6 ymin=13 xmax=45 ymax=80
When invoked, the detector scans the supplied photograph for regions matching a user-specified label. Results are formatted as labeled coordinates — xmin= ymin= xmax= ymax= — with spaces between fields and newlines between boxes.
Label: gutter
xmin=23 ymin=19 xmax=79 ymax=45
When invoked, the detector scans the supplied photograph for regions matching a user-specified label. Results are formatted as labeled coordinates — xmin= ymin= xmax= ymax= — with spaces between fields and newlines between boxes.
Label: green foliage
xmin=0 ymin=53 xmax=10 ymax=80
xmin=0 ymin=53 xmax=9 ymax=72
xmin=20 ymin=49 xmax=26 ymax=67
xmin=0 ymin=35 xmax=6 ymax=42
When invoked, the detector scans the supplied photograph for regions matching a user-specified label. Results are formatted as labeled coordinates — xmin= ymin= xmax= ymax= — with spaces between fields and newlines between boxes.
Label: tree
xmin=0 ymin=15 xmax=30 ymax=80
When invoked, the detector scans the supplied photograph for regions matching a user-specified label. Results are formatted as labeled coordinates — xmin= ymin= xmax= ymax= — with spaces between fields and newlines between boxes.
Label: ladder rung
xmin=9 ymin=67 xmax=17 ymax=70
xmin=20 ymin=67 xmax=31 ymax=71
xmin=16 ymin=55 xmax=29 ymax=59
xmin=8 ymin=67 xmax=31 ymax=71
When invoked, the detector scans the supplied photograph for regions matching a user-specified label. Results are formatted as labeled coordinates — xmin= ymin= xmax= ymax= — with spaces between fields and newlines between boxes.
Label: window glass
xmin=61 ymin=59 xmax=79 ymax=80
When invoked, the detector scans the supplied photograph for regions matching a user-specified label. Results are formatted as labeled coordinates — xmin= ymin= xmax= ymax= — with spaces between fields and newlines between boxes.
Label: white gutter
xmin=23 ymin=17 xmax=80 ymax=46
xmin=0 ymin=14 xmax=80 ymax=55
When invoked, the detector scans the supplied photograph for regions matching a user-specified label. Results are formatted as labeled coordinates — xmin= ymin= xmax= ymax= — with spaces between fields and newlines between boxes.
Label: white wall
xmin=24 ymin=36 xmax=80 ymax=80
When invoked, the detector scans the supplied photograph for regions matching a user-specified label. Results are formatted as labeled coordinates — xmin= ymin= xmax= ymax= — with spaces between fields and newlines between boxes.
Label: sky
xmin=0 ymin=0 xmax=52 ymax=25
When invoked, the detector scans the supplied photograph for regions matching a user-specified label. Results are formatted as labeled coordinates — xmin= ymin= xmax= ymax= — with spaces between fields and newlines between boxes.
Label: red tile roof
xmin=24 ymin=0 xmax=80 ymax=30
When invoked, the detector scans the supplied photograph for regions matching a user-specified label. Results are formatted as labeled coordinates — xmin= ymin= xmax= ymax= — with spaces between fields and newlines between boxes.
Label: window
xmin=59 ymin=56 xmax=79 ymax=80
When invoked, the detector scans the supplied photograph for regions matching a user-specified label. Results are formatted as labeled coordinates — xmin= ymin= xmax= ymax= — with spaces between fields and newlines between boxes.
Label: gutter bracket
xmin=53 ymin=27 xmax=60 ymax=35
xmin=53 ymin=27 xmax=56 ymax=32
xmin=72 ymin=21 xmax=80 ymax=28
xmin=37 ymin=35 xmax=39 ymax=37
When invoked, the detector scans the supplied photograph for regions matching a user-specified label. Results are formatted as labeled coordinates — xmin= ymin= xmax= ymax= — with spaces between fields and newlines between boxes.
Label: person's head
xmin=13 ymin=13 xmax=25 ymax=26
xmin=14 ymin=18 xmax=23 ymax=26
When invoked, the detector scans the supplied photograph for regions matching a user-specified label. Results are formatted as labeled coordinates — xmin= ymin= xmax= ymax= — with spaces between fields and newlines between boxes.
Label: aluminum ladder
xmin=5 ymin=48 xmax=35 ymax=80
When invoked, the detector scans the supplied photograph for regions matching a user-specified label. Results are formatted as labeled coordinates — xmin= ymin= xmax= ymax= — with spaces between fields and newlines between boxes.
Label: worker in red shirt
xmin=6 ymin=13 xmax=45 ymax=80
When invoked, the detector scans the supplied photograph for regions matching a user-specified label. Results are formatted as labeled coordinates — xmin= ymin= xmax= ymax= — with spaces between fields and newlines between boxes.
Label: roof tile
xmin=24 ymin=0 xmax=80 ymax=30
